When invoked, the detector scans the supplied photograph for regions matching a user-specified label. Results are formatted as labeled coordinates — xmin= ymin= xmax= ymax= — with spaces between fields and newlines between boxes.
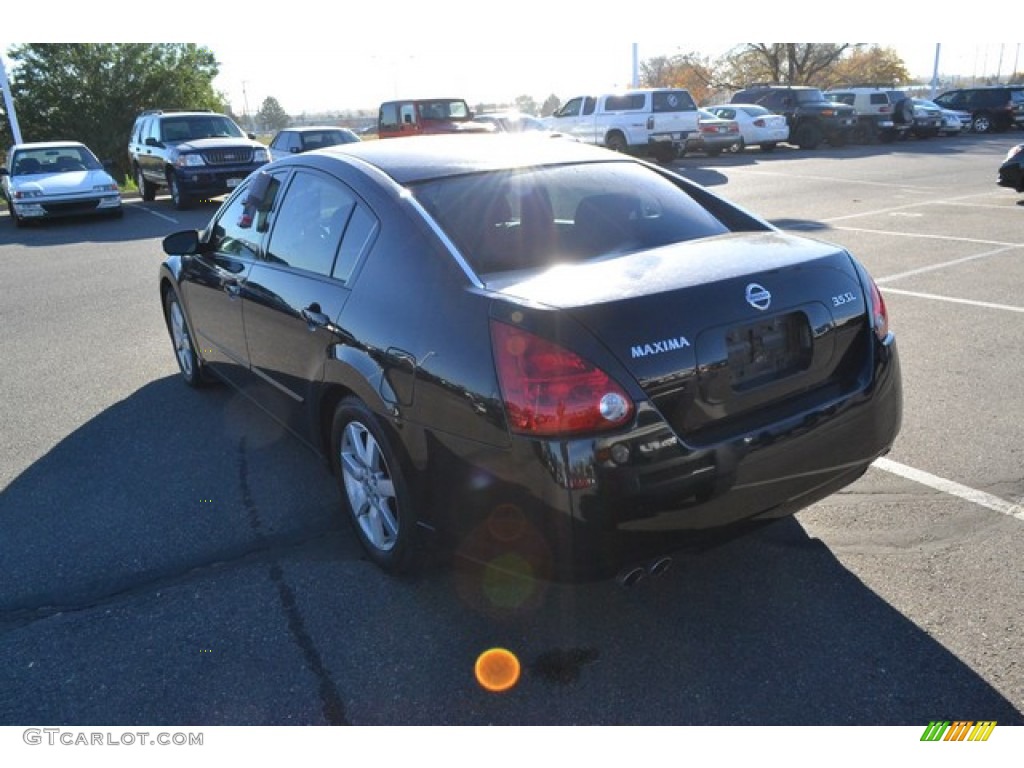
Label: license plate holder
xmin=725 ymin=312 xmax=812 ymax=390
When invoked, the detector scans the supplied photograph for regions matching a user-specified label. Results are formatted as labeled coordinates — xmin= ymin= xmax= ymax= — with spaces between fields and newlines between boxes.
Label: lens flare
xmin=475 ymin=647 xmax=521 ymax=693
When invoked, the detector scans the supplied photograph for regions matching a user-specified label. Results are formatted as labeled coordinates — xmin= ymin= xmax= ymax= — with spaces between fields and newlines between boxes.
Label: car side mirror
xmin=163 ymin=229 xmax=201 ymax=256
xmin=0 ymin=167 xmax=8 ymax=177
xmin=145 ymin=137 xmax=163 ymax=148
xmin=247 ymin=132 xmax=256 ymax=140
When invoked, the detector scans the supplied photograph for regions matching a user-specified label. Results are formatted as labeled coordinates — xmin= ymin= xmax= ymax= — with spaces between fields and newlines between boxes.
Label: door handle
xmin=302 ymin=304 xmax=329 ymax=330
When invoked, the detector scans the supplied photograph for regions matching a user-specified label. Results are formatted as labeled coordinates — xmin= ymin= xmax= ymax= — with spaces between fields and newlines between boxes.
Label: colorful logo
xmin=920 ymin=721 xmax=997 ymax=742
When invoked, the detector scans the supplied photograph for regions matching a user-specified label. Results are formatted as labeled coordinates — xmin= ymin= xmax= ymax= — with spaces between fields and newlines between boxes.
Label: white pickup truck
xmin=543 ymin=88 xmax=699 ymax=162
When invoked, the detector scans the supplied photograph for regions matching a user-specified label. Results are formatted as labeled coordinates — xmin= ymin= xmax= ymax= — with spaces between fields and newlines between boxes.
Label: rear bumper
xmin=421 ymin=336 xmax=902 ymax=582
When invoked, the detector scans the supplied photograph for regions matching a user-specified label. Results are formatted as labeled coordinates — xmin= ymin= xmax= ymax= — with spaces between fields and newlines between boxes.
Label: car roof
xmin=279 ymin=125 xmax=353 ymax=132
xmin=310 ymin=134 xmax=628 ymax=184
xmin=12 ymin=141 xmax=87 ymax=151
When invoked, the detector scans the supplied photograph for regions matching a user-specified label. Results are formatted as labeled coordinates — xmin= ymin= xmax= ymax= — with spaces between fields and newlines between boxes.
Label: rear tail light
xmin=490 ymin=320 xmax=634 ymax=437
xmin=753 ymin=118 xmax=765 ymax=127
xmin=647 ymin=116 xmax=655 ymax=130
xmin=867 ymin=277 xmax=889 ymax=341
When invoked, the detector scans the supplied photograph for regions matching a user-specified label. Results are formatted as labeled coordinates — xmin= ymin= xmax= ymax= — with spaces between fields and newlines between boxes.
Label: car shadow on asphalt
xmin=0 ymin=198 xmax=224 ymax=248
xmin=0 ymin=375 xmax=348 ymax=619
xmin=1 ymin=374 xmax=1021 ymax=724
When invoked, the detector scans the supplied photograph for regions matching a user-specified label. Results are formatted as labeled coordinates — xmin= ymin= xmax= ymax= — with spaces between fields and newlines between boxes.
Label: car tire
xmin=853 ymin=120 xmax=876 ymax=144
xmin=793 ymin=122 xmax=823 ymax=150
xmin=652 ymin=144 xmax=677 ymax=163
xmin=331 ymin=397 xmax=420 ymax=574
xmin=167 ymin=173 xmax=191 ymax=210
xmin=760 ymin=142 xmax=776 ymax=152
xmin=135 ymin=165 xmax=157 ymax=202
xmin=971 ymin=112 xmax=993 ymax=133
xmin=163 ymin=287 xmax=210 ymax=388
xmin=605 ymin=132 xmax=628 ymax=153
xmin=731 ymin=137 xmax=746 ymax=153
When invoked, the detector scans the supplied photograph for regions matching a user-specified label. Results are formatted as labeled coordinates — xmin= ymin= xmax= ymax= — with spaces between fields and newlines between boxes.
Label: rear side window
xmin=412 ymin=161 xmax=731 ymax=276
xmin=652 ymin=90 xmax=696 ymax=112
xmin=266 ymin=170 xmax=355 ymax=276
xmin=605 ymin=93 xmax=646 ymax=111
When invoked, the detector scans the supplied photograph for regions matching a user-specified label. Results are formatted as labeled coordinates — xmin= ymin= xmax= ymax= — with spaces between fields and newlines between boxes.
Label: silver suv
xmin=825 ymin=87 xmax=913 ymax=143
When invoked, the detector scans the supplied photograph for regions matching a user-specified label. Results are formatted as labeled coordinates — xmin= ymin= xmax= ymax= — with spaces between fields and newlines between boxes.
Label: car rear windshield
xmin=411 ymin=161 xmax=730 ymax=277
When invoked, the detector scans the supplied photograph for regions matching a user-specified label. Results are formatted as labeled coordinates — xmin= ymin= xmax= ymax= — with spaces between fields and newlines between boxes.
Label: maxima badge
xmin=745 ymin=283 xmax=771 ymax=311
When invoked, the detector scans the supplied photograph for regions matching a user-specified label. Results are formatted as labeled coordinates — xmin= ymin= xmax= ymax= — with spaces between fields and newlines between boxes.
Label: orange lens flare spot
xmin=475 ymin=648 xmax=521 ymax=693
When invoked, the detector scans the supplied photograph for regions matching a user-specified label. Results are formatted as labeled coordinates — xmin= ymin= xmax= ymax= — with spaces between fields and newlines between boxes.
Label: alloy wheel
xmin=340 ymin=421 xmax=399 ymax=552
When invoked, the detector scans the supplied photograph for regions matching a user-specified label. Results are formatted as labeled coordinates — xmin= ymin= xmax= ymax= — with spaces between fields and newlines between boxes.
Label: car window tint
xmin=558 ymin=98 xmax=582 ymax=117
xmin=605 ymin=94 xmax=646 ymax=111
xmin=413 ymin=162 xmax=730 ymax=276
xmin=653 ymin=91 xmax=696 ymax=112
xmin=209 ymin=186 xmax=263 ymax=260
xmin=333 ymin=205 xmax=379 ymax=283
xmin=266 ymin=170 xmax=354 ymax=276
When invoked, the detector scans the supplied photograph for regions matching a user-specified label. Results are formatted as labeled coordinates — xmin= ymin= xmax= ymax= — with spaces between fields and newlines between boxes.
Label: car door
xmin=178 ymin=182 xmax=268 ymax=387
xmin=241 ymin=166 xmax=367 ymax=440
xmin=139 ymin=116 xmax=164 ymax=182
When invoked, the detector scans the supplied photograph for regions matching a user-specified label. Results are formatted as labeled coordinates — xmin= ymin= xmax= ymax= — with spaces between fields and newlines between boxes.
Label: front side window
xmin=208 ymin=182 xmax=274 ymax=261
xmin=556 ymin=98 xmax=583 ymax=118
xmin=380 ymin=103 xmax=400 ymax=129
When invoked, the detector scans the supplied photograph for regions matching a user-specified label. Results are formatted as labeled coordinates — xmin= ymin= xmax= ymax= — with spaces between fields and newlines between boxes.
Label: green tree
xmin=1 ymin=43 xmax=222 ymax=182
xmin=539 ymin=93 xmax=561 ymax=116
xmin=513 ymin=94 xmax=538 ymax=115
xmin=255 ymin=96 xmax=289 ymax=132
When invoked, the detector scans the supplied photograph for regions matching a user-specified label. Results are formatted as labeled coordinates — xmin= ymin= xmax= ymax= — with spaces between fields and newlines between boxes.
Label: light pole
xmin=0 ymin=54 xmax=23 ymax=145
xmin=242 ymin=80 xmax=251 ymax=131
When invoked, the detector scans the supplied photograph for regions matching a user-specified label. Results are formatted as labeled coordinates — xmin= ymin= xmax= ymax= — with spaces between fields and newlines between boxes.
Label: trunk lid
xmin=489 ymin=232 xmax=871 ymax=443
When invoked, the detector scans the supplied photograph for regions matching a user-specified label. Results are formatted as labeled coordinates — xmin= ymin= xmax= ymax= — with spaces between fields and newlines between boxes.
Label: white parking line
xmin=880 ymin=287 xmax=1024 ymax=314
xmin=873 ymin=457 xmax=1024 ymax=522
xmin=134 ymin=205 xmax=179 ymax=224
xmin=830 ymin=226 xmax=1018 ymax=248
xmin=876 ymin=245 xmax=1022 ymax=284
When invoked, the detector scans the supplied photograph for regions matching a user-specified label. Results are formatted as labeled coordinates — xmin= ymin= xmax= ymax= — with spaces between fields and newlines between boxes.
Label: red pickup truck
xmin=377 ymin=98 xmax=495 ymax=138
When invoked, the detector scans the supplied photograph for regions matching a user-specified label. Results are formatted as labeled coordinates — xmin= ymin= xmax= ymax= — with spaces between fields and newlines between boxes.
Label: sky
xmin=1 ymin=3 xmax=1020 ymax=116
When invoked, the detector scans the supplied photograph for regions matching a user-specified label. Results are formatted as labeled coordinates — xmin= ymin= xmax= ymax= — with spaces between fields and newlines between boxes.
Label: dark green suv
xmin=731 ymin=85 xmax=858 ymax=149
xmin=128 ymin=110 xmax=270 ymax=209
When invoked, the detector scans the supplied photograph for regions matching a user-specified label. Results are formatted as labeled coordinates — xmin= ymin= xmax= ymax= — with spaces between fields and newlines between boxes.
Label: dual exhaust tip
xmin=616 ymin=556 xmax=673 ymax=587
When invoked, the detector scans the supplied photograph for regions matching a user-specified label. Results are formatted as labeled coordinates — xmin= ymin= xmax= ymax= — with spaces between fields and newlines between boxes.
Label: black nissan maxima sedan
xmin=159 ymin=133 xmax=902 ymax=583
xmin=998 ymin=144 xmax=1023 ymax=194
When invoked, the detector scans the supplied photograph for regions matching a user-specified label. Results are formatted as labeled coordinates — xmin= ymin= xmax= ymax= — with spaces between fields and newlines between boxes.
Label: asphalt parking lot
xmin=0 ymin=133 xmax=1021 ymax=727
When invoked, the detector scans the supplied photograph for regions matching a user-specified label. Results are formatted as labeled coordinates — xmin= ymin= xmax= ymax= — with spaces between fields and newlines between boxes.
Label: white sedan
xmin=1 ymin=141 xmax=123 ymax=227
xmin=704 ymin=104 xmax=790 ymax=151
